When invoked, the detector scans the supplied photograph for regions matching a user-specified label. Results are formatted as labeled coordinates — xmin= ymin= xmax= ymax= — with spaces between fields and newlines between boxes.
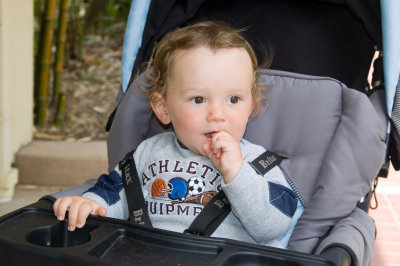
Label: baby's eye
xmin=191 ymin=96 xmax=205 ymax=104
xmin=229 ymin=96 xmax=240 ymax=104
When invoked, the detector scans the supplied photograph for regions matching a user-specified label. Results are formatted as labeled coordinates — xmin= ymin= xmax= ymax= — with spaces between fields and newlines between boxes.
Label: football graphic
xmin=187 ymin=177 xmax=206 ymax=196
xmin=172 ymin=191 xmax=217 ymax=206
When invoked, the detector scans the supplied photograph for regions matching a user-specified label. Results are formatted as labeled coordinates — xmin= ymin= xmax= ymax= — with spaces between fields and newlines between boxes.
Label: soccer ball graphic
xmin=188 ymin=177 xmax=206 ymax=196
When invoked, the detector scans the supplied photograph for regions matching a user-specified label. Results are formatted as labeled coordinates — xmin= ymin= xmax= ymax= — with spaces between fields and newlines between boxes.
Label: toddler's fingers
xmin=53 ymin=198 xmax=61 ymax=217
xmin=97 ymin=207 xmax=107 ymax=217
xmin=211 ymin=135 xmax=227 ymax=158
xmin=202 ymin=143 xmax=212 ymax=157
xmin=211 ymin=133 xmax=226 ymax=148
xmin=54 ymin=197 xmax=72 ymax=221
xmin=67 ymin=199 xmax=84 ymax=231
xmin=75 ymin=204 xmax=107 ymax=229
xmin=75 ymin=201 xmax=93 ymax=229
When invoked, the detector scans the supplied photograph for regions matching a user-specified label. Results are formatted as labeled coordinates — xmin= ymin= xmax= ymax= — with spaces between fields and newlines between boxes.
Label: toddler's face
xmin=153 ymin=46 xmax=254 ymax=156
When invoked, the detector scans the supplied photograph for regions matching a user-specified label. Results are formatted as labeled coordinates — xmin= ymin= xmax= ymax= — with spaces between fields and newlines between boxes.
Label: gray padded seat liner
xmin=105 ymin=69 xmax=386 ymax=256
xmin=107 ymin=69 xmax=385 ymax=202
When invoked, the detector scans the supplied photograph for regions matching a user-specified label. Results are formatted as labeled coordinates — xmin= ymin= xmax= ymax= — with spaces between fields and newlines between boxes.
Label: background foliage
xmin=34 ymin=0 xmax=131 ymax=127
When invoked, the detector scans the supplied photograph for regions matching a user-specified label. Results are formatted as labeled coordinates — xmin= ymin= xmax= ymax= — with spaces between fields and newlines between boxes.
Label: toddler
xmin=53 ymin=21 xmax=303 ymax=248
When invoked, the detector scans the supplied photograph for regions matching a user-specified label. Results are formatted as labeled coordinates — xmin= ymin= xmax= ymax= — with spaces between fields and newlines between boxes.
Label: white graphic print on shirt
xmin=141 ymin=159 xmax=221 ymax=216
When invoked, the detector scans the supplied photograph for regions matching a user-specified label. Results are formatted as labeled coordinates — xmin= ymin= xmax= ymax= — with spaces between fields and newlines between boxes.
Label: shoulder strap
xmin=119 ymin=150 xmax=152 ymax=227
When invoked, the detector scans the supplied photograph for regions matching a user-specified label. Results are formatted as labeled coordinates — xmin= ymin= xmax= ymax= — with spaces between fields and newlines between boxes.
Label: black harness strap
xmin=184 ymin=190 xmax=231 ymax=236
xmin=119 ymin=150 xmax=152 ymax=227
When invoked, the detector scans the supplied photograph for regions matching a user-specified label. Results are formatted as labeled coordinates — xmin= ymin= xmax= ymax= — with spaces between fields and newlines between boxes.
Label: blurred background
xmin=0 ymin=0 xmax=130 ymax=201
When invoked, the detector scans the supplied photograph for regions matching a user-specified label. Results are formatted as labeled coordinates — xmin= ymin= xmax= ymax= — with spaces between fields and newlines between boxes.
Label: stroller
xmin=1 ymin=0 xmax=399 ymax=265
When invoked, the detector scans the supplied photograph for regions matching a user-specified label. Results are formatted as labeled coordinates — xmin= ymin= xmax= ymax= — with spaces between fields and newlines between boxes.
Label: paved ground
xmin=370 ymin=167 xmax=400 ymax=266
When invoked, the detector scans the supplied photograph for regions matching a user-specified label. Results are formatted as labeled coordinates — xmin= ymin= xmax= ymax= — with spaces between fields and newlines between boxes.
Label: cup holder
xmin=26 ymin=220 xmax=97 ymax=247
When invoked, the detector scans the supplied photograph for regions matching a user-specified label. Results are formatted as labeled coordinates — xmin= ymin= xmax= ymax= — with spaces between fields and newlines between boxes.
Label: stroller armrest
xmin=314 ymin=208 xmax=375 ymax=266
xmin=319 ymin=246 xmax=352 ymax=266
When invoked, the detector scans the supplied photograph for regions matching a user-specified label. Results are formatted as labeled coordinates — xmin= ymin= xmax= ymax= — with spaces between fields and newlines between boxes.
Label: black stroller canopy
xmin=130 ymin=0 xmax=382 ymax=92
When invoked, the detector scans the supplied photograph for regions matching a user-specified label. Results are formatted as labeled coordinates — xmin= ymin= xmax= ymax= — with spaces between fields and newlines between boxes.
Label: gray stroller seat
xmin=49 ymin=69 xmax=386 ymax=266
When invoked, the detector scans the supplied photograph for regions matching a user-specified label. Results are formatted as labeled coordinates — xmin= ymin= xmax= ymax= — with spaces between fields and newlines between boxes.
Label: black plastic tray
xmin=0 ymin=200 xmax=334 ymax=266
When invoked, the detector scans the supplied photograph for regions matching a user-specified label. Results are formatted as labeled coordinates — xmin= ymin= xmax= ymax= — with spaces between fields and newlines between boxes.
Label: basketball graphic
xmin=188 ymin=177 xmax=206 ymax=196
xmin=151 ymin=178 xmax=167 ymax=197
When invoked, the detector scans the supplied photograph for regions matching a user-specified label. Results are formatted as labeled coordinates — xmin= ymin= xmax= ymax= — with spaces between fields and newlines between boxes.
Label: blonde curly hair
xmin=142 ymin=21 xmax=269 ymax=116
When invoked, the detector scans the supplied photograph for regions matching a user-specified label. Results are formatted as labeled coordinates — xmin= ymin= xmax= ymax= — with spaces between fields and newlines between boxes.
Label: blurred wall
xmin=0 ymin=0 xmax=33 ymax=200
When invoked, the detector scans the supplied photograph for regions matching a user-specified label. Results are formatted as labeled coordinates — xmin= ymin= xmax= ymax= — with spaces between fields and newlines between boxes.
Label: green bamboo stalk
xmin=52 ymin=0 xmax=70 ymax=105
xmin=33 ymin=0 xmax=43 ymax=57
xmin=84 ymin=0 xmax=107 ymax=32
xmin=54 ymin=91 xmax=67 ymax=126
xmin=65 ymin=0 xmax=84 ymax=62
xmin=34 ymin=0 xmax=57 ymax=127
xmin=66 ymin=91 xmax=75 ymax=123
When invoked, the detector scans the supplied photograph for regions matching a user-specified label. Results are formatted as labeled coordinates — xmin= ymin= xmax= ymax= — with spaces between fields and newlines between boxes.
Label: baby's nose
xmin=206 ymin=105 xmax=226 ymax=122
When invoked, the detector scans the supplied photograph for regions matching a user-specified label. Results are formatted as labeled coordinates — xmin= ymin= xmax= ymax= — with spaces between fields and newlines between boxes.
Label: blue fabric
xmin=268 ymin=182 xmax=298 ymax=217
xmin=85 ymin=171 xmax=123 ymax=205
xmin=278 ymin=200 xmax=304 ymax=247
xmin=121 ymin=0 xmax=152 ymax=93
xmin=381 ymin=0 xmax=400 ymax=116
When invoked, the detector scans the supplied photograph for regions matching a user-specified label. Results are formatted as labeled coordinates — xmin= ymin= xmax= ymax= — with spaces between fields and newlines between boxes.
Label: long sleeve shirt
xmin=83 ymin=132 xmax=303 ymax=248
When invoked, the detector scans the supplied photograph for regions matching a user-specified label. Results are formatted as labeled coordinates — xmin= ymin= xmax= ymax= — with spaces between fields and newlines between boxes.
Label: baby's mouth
xmin=205 ymin=131 xmax=218 ymax=139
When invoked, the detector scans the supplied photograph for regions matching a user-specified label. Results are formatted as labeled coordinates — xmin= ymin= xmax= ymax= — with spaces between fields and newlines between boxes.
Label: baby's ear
xmin=150 ymin=93 xmax=171 ymax=125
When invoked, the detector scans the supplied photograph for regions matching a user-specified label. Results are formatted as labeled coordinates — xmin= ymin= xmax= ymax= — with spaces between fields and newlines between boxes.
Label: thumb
xmin=203 ymin=143 xmax=212 ymax=157
xmin=96 ymin=206 xmax=107 ymax=217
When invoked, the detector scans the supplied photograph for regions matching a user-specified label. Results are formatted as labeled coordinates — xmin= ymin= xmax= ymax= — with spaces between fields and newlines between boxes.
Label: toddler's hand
xmin=53 ymin=196 xmax=106 ymax=231
xmin=203 ymin=131 xmax=242 ymax=184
